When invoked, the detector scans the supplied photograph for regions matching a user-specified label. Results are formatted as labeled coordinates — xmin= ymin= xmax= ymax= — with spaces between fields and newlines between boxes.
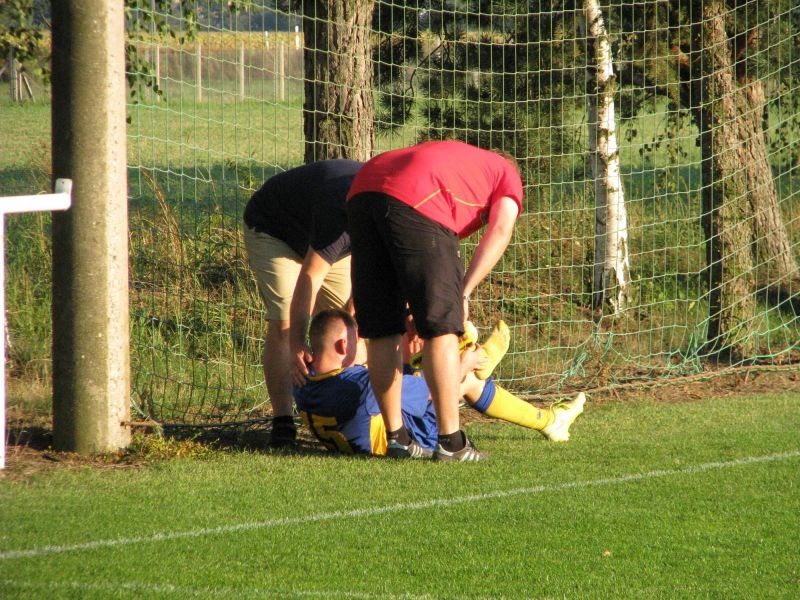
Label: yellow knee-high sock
xmin=475 ymin=320 xmax=510 ymax=379
xmin=484 ymin=385 xmax=554 ymax=430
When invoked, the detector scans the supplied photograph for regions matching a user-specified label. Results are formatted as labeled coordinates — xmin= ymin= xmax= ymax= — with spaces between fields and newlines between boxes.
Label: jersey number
xmin=300 ymin=412 xmax=353 ymax=454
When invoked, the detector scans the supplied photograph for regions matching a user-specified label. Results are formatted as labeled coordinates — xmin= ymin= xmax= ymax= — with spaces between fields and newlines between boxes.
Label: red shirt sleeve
xmin=491 ymin=158 xmax=524 ymax=210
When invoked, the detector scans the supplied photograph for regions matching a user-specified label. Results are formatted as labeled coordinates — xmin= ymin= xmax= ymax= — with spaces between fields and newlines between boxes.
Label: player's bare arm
xmin=289 ymin=248 xmax=333 ymax=387
xmin=462 ymin=196 xmax=519 ymax=320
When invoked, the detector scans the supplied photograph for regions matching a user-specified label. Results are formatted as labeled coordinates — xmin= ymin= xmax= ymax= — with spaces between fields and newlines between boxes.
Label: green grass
xmin=2 ymin=391 xmax=799 ymax=598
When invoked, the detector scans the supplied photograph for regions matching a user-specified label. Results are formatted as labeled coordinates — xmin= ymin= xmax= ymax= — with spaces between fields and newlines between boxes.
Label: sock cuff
xmin=472 ymin=376 xmax=496 ymax=414
xmin=387 ymin=425 xmax=411 ymax=446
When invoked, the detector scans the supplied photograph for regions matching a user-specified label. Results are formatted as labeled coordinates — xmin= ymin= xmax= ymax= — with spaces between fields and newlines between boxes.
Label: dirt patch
xmin=2 ymin=445 xmax=145 ymax=481
xmin=2 ymin=427 xmax=146 ymax=482
xmin=582 ymin=366 xmax=800 ymax=405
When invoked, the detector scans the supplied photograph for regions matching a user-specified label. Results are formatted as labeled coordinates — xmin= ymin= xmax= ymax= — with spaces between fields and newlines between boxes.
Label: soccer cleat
xmin=432 ymin=435 xmax=487 ymax=462
xmin=270 ymin=416 xmax=297 ymax=448
xmin=386 ymin=438 xmax=433 ymax=459
xmin=540 ymin=392 xmax=586 ymax=442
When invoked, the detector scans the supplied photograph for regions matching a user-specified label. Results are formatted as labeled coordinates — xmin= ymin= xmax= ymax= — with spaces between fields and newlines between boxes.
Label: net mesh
xmin=127 ymin=1 xmax=800 ymax=424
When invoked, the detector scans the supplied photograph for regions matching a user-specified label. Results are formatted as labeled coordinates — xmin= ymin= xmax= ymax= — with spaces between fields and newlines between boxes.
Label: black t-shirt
xmin=243 ymin=159 xmax=362 ymax=264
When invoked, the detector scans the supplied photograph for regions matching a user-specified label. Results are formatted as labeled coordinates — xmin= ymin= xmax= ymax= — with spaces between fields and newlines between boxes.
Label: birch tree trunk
xmin=584 ymin=0 xmax=631 ymax=315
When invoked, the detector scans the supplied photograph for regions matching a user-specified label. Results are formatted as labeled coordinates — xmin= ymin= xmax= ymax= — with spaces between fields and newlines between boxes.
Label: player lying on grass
xmin=293 ymin=309 xmax=585 ymax=460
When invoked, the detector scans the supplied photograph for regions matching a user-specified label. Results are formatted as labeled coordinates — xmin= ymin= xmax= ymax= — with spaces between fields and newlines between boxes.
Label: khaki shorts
xmin=244 ymin=226 xmax=351 ymax=321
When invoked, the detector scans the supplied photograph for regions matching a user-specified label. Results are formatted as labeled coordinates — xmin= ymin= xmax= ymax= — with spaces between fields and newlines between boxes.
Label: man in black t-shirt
xmin=243 ymin=159 xmax=361 ymax=446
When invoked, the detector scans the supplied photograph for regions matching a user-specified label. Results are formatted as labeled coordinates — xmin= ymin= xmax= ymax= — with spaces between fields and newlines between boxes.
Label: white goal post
xmin=0 ymin=178 xmax=72 ymax=469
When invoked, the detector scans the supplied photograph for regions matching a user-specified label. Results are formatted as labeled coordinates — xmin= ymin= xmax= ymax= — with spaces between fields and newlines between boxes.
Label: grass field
xmin=2 ymin=390 xmax=799 ymax=599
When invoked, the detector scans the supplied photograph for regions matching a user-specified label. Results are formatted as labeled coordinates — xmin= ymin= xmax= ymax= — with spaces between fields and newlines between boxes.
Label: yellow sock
xmin=484 ymin=385 xmax=554 ymax=430
xmin=475 ymin=320 xmax=510 ymax=379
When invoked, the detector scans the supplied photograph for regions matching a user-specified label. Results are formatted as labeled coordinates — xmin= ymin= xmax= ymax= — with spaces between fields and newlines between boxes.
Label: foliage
xmin=374 ymin=1 xmax=586 ymax=183
xmin=605 ymin=0 xmax=799 ymax=162
xmin=0 ymin=0 xmax=50 ymax=82
xmin=122 ymin=1 xmax=299 ymax=101
xmin=1 ymin=1 xmax=255 ymax=101
xmin=373 ymin=1 xmax=800 ymax=176
xmin=766 ymin=7 xmax=800 ymax=169
xmin=124 ymin=0 xmax=205 ymax=101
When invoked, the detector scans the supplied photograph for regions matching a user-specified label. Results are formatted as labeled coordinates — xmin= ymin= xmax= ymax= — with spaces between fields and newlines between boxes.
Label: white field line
xmin=1 ymin=450 xmax=798 ymax=563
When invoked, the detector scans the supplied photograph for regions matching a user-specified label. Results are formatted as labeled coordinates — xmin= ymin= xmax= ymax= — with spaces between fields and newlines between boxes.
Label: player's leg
xmin=347 ymin=193 xmax=414 ymax=455
xmin=244 ymin=226 xmax=302 ymax=446
xmin=443 ymin=320 xmax=510 ymax=378
xmin=420 ymin=335 xmax=462 ymax=436
xmin=464 ymin=375 xmax=585 ymax=441
xmin=366 ymin=335 xmax=405 ymax=434
xmin=385 ymin=199 xmax=485 ymax=461
xmin=539 ymin=393 xmax=586 ymax=441
xmin=475 ymin=320 xmax=511 ymax=379
xmin=397 ymin=374 xmax=439 ymax=457
xmin=261 ymin=316 xmax=294 ymax=423
xmin=315 ymin=254 xmax=351 ymax=313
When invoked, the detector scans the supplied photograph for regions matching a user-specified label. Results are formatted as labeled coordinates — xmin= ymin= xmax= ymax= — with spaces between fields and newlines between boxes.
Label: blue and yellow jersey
xmin=294 ymin=365 xmax=438 ymax=456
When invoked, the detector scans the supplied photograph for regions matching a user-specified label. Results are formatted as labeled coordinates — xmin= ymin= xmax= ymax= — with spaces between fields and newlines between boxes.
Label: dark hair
xmin=308 ymin=309 xmax=357 ymax=354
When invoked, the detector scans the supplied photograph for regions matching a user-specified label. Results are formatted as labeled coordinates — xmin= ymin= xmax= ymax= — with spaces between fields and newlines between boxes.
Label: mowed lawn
xmin=2 ymin=391 xmax=798 ymax=599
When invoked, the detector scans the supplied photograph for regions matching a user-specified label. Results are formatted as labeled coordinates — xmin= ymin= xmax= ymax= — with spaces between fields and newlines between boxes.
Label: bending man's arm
xmin=289 ymin=248 xmax=332 ymax=387
xmin=462 ymin=196 xmax=520 ymax=320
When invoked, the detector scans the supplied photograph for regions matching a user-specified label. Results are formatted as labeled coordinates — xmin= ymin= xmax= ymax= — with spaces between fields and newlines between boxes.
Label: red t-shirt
xmin=347 ymin=141 xmax=523 ymax=238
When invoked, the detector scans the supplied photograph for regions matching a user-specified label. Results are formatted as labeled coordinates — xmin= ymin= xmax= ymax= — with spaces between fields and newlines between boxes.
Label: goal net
xmin=126 ymin=1 xmax=800 ymax=424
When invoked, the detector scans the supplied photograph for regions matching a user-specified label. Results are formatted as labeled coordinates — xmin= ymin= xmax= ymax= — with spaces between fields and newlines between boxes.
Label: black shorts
xmin=347 ymin=192 xmax=465 ymax=339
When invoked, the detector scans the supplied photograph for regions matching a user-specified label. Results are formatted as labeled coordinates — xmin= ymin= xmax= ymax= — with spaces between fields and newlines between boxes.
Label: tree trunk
xmin=690 ymin=1 xmax=756 ymax=360
xmin=584 ymin=0 xmax=631 ymax=316
xmin=300 ymin=0 xmax=375 ymax=163
xmin=740 ymin=80 xmax=799 ymax=285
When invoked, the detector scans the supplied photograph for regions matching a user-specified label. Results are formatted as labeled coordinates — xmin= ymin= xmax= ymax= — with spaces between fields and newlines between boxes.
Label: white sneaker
xmin=541 ymin=392 xmax=586 ymax=442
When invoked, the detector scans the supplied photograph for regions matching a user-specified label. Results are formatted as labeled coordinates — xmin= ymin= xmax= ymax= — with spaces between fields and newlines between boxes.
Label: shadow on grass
xmin=159 ymin=418 xmax=344 ymax=459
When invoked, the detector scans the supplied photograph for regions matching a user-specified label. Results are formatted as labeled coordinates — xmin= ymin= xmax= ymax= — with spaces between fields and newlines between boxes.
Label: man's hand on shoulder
xmin=290 ymin=342 xmax=313 ymax=387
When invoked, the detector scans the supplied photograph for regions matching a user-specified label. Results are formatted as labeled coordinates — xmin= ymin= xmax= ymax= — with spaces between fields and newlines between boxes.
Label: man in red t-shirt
xmin=346 ymin=140 xmax=524 ymax=461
